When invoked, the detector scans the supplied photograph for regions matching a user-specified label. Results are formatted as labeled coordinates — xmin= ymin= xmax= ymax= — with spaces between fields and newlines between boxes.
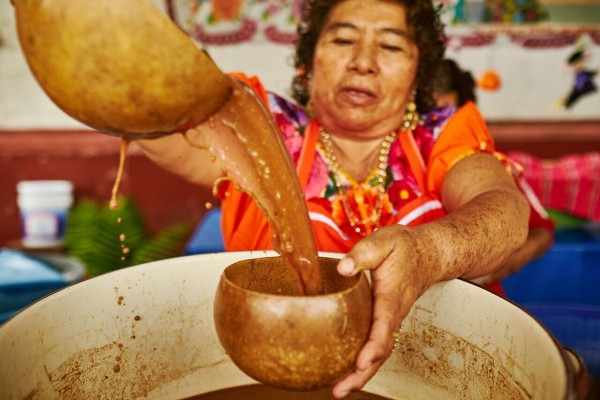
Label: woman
xmin=139 ymin=0 xmax=530 ymax=397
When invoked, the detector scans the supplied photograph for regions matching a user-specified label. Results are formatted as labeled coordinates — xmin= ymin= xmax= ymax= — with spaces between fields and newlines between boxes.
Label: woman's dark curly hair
xmin=291 ymin=0 xmax=446 ymax=113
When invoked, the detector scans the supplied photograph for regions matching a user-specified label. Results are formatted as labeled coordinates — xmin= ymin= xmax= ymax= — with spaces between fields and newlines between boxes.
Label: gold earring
xmin=401 ymin=99 xmax=420 ymax=131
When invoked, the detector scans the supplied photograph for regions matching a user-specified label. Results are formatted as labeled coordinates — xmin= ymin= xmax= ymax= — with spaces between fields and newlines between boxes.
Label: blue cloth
xmin=184 ymin=208 xmax=225 ymax=254
xmin=0 ymin=249 xmax=68 ymax=323
xmin=0 ymin=249 xmax=64 ymax=285
xmin=503 ymin=224 xmax=600 ymax=377
xmin=504 ymin=224 xmax=600 ymax=306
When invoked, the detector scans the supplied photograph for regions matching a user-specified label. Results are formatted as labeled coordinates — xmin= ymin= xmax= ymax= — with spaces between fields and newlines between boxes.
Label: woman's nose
xmin=348 ymin=42 xmax=378 ymax=75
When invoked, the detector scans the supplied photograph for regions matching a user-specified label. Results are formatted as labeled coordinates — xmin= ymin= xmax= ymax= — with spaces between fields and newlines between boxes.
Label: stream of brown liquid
xmin=183 ymin=80 xmax=323 ymax=295
xmin=109 ymin=138 xmax=130 ymax=210
xmin=106 ymin=80 xmax=323 ymax=293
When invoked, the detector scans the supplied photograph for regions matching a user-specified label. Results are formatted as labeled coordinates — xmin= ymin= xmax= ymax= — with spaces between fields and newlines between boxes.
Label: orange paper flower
xmin=211 ymin=0 xmax=245 ymax=21
xmin=478 ymin=70 xmax=502 ymax=91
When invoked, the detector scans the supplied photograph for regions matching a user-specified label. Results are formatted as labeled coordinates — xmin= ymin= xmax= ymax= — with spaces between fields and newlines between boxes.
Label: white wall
xmin=1 ymin=2 xmax=88 ymax=130
xmin=445 ymin=27 xmax=600 ymax=121
xmin=1 ymin=1 xmax=598 ymax=131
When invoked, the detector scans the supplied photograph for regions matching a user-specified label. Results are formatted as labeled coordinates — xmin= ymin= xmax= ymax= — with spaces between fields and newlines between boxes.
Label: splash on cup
xmin=17 ymin=180 xmax=74 ymax=248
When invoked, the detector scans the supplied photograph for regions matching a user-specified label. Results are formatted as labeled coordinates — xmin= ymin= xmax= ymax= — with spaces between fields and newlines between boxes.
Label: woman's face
xmin=309 ymin=0 xmax=419 ymax=139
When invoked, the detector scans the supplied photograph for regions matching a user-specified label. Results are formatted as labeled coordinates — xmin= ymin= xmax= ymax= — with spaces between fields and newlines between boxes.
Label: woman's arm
xmin=332 ymin=152 xmax=530 ymax=398
xmin=134 ymin=114 xmax=228 ymax=189
xmin=134 ymin=75 xmax=273 ymax=190
xmin=477 ymin=227 xmax=554 ymax=284
xmin=435 ymin=151 xmax=531 ymax=280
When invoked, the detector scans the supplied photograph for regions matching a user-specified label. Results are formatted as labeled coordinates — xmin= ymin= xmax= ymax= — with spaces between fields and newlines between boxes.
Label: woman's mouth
xmin=339 ymin=87 xmax=377 ymax=106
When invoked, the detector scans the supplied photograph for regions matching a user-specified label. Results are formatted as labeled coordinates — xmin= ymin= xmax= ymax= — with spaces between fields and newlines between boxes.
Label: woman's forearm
xmin=416 ymin=188 xmax=530 ymax=283
xmin=135 ymin=123 xmax=224 ymax=188
xmin=419 ymin=153 xmax=530 ymax=283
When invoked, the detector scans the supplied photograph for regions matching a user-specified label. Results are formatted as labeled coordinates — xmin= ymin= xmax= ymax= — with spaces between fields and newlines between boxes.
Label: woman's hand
xmin=331 ymin=225 xmax=440 ymax=399
xmin=330 ymin=153 xmax=530 ymax=398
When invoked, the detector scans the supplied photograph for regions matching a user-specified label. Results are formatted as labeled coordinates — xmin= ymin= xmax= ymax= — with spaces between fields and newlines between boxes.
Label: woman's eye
xmin=333 ymin=38 xmax=353 ymax=45
xmin=381 ymin=44 xmax=403 ymax=52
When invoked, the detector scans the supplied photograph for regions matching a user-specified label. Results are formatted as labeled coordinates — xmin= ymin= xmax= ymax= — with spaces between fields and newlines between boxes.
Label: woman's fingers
xmin=331 ymin=354 xmax=385 ymax=398
xmin=332 ymin=291 xmax=405 ymax=398
xmin=337 ymin=229 xmax=396 ymax=276
xmin=333 ymin=226 xmax=422 ymax=397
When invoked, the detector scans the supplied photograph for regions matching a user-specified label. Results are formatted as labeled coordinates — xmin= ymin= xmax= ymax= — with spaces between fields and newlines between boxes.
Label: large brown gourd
xmin=13 ymin=0 xmax=233 ymax=138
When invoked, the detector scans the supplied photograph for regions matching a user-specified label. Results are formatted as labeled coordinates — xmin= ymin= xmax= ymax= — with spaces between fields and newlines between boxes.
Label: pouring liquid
xmin=109 ymin=138 xmax=130 ymax=210
xmin=106 ymin=79 xmax=323 ymax=295
xmin=183 ymin=79 xmax=323 ymax=295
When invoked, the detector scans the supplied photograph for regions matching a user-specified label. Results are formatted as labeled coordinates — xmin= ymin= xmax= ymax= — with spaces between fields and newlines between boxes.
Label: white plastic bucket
xmin=16 ymin=180 xmax=74 ymax=248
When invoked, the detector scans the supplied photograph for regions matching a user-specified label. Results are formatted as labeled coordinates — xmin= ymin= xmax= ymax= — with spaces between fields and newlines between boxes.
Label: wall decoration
xmin=161 ymin=0 xmax=600 ymax=120
xmin=440 ymin=0 xmax=600 ymax=25
xmin=562 ymin=44 xmax=599 ymax=109
xmin=481 ymin=0 xmax=548 ymax=23
xmin=168 ymin=0 xmax=303 ymax=45
xmin=478 ymin=69 xmax=502 ymax=91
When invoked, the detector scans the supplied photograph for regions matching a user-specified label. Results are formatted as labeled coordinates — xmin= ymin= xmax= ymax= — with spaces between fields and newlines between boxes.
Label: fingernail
xmin=338 ymin=257 xmax=355 ymax=275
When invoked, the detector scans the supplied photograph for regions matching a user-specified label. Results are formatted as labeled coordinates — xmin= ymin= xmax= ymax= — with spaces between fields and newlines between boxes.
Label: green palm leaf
xmin=64 ymin=197 xmax=192 ymax=276
xmin=130 ymin=223 xmax=191 ymax=266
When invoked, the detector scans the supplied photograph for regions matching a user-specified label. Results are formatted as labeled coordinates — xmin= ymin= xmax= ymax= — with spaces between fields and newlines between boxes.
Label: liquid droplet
xmin=109 ymin=198 xmax=120 ymax=210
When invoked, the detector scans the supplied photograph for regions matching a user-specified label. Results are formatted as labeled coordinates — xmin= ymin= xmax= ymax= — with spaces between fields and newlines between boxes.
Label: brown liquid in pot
xmin=185 ymin=384 xmax=393 ymax=400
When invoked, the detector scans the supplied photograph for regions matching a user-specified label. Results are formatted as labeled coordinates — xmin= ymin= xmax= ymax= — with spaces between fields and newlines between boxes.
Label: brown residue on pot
xmin=23 ymin=298 xmax=236 ymax=398
xmin=390 ymin=309 xmax=534 ymax=400
xmin=34 ymin=341 xmax=230 ymax=399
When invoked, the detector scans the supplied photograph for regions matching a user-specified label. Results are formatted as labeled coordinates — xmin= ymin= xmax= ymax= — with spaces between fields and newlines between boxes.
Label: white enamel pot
xmin=0 ymin=251 xmax=587 ymax=399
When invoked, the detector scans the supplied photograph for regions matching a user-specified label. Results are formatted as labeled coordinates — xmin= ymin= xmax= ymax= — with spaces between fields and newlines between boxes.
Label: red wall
xmin=1 ymin=122 xmax=599 ymax=247
xmin=0 ymin=130 xmax=214 ymax=247
xmin=489 ymin=121 xmax=600 ymax=159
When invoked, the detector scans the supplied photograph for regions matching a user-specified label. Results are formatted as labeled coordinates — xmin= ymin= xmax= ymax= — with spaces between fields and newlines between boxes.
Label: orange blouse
xmin=220 ymin=74 xmax=496 ymax=254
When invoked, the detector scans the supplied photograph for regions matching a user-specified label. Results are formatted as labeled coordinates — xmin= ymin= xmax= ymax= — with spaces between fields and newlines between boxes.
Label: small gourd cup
xmin=214 ymin=256 xmax=373 ymax=391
